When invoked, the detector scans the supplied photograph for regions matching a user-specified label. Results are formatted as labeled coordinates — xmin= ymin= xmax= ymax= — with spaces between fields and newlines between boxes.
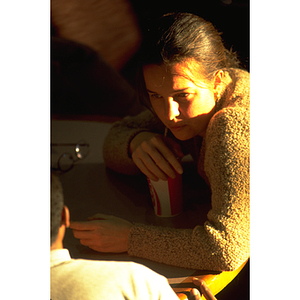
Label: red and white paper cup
xmin=147 ymin=173 xmax=183 ymax=217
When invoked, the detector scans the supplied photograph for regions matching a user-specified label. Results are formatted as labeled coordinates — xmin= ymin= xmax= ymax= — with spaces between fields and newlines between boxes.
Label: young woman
xmin=71 ymin=12 xmax=250 ymax=272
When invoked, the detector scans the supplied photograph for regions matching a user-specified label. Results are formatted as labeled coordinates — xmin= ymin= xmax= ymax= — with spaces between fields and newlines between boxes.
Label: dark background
xmin=51 ymin=0 xmax=249 ymax=117
xmin=124 ymin=0 xmax=249 ymax=77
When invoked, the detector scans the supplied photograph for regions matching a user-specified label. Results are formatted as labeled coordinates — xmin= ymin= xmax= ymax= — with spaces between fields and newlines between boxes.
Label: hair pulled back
xmin=137 ymin=12 xmax=240 ymax=108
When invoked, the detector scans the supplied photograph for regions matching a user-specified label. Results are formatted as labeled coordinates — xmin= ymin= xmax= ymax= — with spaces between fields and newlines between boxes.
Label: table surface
xmin=51 ymin=118 xmax=248 ymax=299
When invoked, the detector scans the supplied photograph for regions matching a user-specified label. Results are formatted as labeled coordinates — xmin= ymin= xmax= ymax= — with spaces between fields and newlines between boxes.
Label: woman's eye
xmin=178 ymin=93 xmax=190 ymax=98
xmin=149 ymin=94 xmax=163 ymax=99
xmin=175 ymin=93 xmax=192 ymax=101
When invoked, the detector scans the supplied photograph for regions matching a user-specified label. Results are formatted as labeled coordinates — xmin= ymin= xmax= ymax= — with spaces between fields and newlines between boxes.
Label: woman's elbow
xmin=219 ymin=241 xmax=250 ymax=271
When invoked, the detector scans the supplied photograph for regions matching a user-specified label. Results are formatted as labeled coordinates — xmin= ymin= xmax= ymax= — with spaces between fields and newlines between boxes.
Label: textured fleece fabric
xmin=103 ymin=68 xmax=250 ymax=271
xmin=51 ymin=249 xmax=179 ymax=300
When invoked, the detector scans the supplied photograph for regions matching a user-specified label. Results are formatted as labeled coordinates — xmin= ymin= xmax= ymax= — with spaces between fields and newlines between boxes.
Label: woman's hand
xmin=70 ymin=214 xmax=133 ymax=253
xmin=130 ymin=132 xmax=184 ymax=181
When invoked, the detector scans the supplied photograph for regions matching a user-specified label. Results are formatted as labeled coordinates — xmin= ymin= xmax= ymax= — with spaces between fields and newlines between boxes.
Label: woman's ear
xmin=61 ymin=205 xmax=70 ymax=228
xmin=213 ymin=70 xmax=223 ymax=100
xmin=213 ymin=70 xmax=223 ymax=90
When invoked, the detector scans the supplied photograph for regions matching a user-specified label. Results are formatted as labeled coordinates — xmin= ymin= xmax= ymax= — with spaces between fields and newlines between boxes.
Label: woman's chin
xmin=170 ymin=127 xmax=194 ymax=141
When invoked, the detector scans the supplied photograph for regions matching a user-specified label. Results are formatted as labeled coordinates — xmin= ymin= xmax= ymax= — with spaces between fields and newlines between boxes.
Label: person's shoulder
xmin=227 ymin=67 xmax=249 ymax=82
xmin=213 ymin=68 xmax=249 ymax=125
xmin=72 ymin=258 xmax=159 ymax=276
xmin=205 ymin=106 xmax=250 ymax=165
xmin=124 ymin=261 xmax=167 ymax=279
xmin=207 ymin=105 xmax=249 ymax=142
xmin=64 ymin=259 xmax=146 ymax=280
xmin=223 ymin=68 xmax=249 ymax=102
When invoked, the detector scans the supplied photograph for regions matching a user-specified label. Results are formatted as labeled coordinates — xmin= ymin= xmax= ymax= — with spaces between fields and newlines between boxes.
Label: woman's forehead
xmin=143 ymin=64 xmax=193 ymax=91
xmin=143 ymin=62 xmax=205 ymax=92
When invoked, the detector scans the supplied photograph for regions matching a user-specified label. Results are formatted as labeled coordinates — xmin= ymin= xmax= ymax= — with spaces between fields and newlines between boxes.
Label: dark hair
xmin=51 ymin=173 xmax=64 ymax=245
xmin=137 ymin=12 xmax=240 ymax=109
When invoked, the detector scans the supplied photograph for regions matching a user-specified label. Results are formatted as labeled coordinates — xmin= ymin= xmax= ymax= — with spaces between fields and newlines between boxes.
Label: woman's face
xmin=143 ymin=62 xmax=217 ymax=140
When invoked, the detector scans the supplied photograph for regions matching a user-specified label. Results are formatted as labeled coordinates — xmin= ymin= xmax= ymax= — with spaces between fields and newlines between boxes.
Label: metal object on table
xmin=51 ymin=141 xmax=89 ymax=172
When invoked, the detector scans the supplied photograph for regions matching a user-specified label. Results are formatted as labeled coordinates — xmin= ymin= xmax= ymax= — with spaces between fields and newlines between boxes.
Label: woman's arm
xmin=103 ymin=110 xmax=164 ymax=174
xmin=128 ymin=107 xmax=250 ymax=271
xmin=203 ymin=106 xmax=250 ymax=270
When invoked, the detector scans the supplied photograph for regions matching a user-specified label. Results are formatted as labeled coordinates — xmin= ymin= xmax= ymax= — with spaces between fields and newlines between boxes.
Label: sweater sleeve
xmin=103 ymin=110 xmax=165 ymax=175
xmin=128 ymin=106 xmax=250 ymax=272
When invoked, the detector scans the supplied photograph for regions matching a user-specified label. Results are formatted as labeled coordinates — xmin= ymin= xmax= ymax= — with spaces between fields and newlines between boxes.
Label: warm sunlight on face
xmin=143 ymin=61 xmax=216 ymax=140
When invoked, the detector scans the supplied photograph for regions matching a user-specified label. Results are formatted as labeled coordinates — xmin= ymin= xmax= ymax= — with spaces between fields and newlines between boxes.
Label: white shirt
xmin=51 ymin=249 xmax=179 ymax=300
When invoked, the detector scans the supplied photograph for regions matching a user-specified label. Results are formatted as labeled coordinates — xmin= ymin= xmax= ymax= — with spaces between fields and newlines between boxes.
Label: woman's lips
xmin=169 ymin=124 xmax=186 ymax=132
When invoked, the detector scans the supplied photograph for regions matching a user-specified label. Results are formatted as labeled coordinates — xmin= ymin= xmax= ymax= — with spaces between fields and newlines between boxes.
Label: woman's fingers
xmin=144 ymin=137 xmax=182 ymax=177
xmin=70 ymin=216 xmax=133 ymax=253
xmin=131 ymin=132 xmax=183 ymax=180
xmin=153 ymin=137 xmax=183 ymax=174
xmin=165 ymin=137 xmax=185 ymax=159
xmin=70 ymin=221 xmax=98 ymax=240
xmin=133 ymin=146 xmax=171 ymax=181
xmin=72 ymin=230 xmax=94 ymax=240
xmin=70 ymin=221 xmax=95 ymax=230
xmin=132 ymin=156 xmax=162 ymax=181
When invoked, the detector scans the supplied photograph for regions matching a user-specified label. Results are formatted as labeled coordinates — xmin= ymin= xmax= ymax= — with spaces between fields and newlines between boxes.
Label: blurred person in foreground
xmin=51 ymin=173 xmax=210 ymax=300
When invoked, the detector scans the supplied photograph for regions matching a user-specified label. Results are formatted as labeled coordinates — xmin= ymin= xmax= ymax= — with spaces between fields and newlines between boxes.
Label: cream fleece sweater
xmin=51 ymin=249 xmax=179 ymax=300
xmin=103 ymin=68 xmax=250 ymax=271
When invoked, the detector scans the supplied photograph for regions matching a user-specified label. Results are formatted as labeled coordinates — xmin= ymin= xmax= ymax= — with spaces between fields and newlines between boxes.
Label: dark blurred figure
xmin=51 ymin=0 xmax=144 ymax=117
xmin=51 ymin=36 xmax=144 ymax=116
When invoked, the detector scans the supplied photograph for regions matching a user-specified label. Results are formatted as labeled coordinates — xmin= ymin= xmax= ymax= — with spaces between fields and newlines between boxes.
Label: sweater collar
xmin=50 ymin=248 xmax=71 ymax=268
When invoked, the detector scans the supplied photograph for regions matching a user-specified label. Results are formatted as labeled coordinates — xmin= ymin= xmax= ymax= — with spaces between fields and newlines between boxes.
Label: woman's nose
xmin=166 ymin=98 xmax=180 ymax=120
